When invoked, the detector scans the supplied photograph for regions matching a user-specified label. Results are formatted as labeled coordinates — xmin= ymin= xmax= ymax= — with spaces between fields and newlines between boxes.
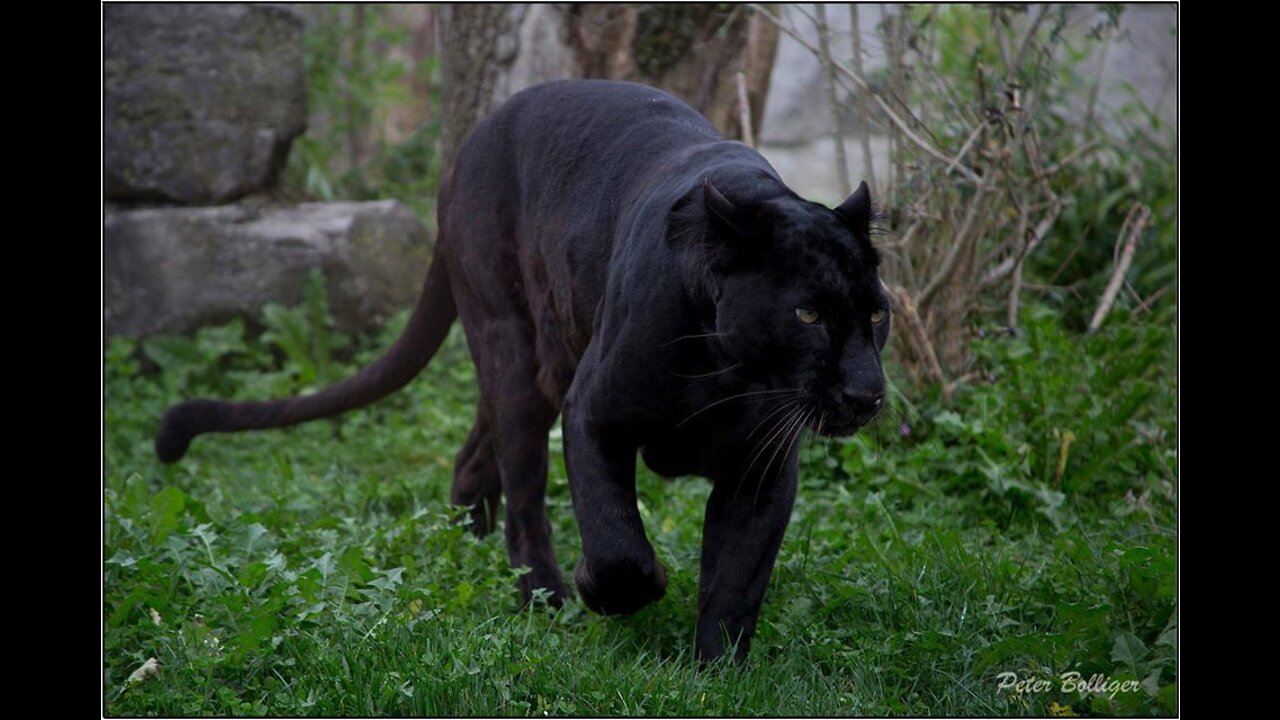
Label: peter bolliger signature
xmin=996 ymin=671 xmax=1142 ymax=700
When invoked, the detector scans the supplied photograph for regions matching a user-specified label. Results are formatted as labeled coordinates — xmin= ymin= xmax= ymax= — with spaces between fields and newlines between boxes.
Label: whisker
xmin=819 ymin=410 xmax=833 ymax=465
xmin=670 ymin=362 xmax=743 ymax=380
xmin=738 ymin=404 xmax=804 ymax=503
xmin=677 ymin=388 xmax=801 ymax=427
xmin=746 ymin=397 xmax=807 ymax=444
xmin=753 ymin=406 xmax=813 ymax=514
xmin=659 ymin=331 xmax=729 ymax=348
xmin=742 ymin=406 xmax=801 ymax=480
xmin=757 ymin=406 xmax=808 ymax=487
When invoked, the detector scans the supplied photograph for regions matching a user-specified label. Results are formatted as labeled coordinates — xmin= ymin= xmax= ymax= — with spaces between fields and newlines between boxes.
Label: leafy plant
xmin=284 ymin=5 xmax=443 ymax=224
xmin=106 ymin=283 xmax=1175 ymax=715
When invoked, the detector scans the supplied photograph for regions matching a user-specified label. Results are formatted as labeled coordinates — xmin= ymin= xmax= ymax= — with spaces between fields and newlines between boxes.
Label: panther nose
xmin=840 ymin=389 xmax=884 ymax=414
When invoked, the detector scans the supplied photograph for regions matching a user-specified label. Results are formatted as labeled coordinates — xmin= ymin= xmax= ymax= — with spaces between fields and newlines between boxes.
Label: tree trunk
xmin=567 ymin=4 xmax=779 ymax=141
xmin=438 ymin=5 xmax=524 ymax=179
xmin=439 ymin=4 xmax=781 ymax=175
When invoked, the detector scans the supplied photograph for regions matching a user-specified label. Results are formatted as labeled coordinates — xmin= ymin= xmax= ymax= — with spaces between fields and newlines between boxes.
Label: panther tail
xmin=155 ymin=258 xmax=456 ymax=463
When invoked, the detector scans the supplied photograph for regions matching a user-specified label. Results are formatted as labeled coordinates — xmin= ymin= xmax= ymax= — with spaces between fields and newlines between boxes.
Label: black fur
xmin=156 ymin=80 xmax=890 ymax=663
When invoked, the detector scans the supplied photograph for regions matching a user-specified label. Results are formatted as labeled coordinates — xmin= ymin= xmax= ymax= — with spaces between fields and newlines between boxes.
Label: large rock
xmin=103 ymin=4 xmax=307 ymax=204
xmin=104 ymin=201 xmax=434 ymax=338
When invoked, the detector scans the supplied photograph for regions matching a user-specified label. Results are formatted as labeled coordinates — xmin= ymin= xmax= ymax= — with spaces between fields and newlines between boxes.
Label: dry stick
xmin=849 ymin=3 xmax=877 ymax=193
xmin=945 ymin=123 xmax=985 ymax=178
xmin=978 ymin=199 xmax=1050 ymax=269
xmin=918 ymin=179 xmax=992 ymax=308
xmin=1035 ymin=140 xmax=1100 ymax=181
xmin=992 ymin=6 xmax=1012 ymax=72
xmin=886 ymin=7 xmax=906 ymax=211
xmin=1008 ymin=5 xmax=1052 ymax=79
xmin=1088 ymin=203 xmax=1152 ymax=334
xmin=918 ymin=5 xmax=939 ymax=129
xmin=814 ymin=4 xmax=851 ymax=196
xmin=943 ymin=371 xmax=982 ymax=403
xmin=750 ymin=4 xmax=975 ymax=181
xmin=891 ymin=218 xmax=922 ymax=288
xmin=735 ymin=71 xmax=755 ymax=148
xmin=1083 ymin=26 xmax=1113 ymax=137
xmin=979 ymin=200 xmax=1063 ymax=290
xmin=1132 ymin=283 xmax=1173 ymax=316
xmin=889 ymin=285 xmax=947 ymax=388
xmin=345 ymin=4 xmax=369 ymax=171
xmin=1006 ymin=206 xmax=1030 ymax=330
xmin=1001 ymin=243 xmax=1032 ymax=323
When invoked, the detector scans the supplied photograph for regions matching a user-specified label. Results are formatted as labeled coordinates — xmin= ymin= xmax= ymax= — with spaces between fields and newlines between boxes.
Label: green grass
xmin=103 ymin=288 xmax=1176 ymax=716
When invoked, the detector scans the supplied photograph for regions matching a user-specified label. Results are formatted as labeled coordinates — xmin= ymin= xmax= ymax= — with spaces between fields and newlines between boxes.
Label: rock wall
xmin=104 ymin=202 xmax=433 ymax=338
xmin=104 ymin=4 xmax=434 ymax=340
xmin=104 ymin=4 xmax=308 ymax=205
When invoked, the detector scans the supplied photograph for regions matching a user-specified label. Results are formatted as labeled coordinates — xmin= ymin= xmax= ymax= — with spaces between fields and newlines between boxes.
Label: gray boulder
xmin=104 ymin=4 xmax=307 ymax=204
xmin=104 ymin=201 xmax=434 ymax=338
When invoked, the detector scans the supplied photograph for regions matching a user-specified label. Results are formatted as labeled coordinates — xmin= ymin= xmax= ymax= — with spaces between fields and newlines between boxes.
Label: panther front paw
xmin=574 ymin=555 xmax=667 ymax=615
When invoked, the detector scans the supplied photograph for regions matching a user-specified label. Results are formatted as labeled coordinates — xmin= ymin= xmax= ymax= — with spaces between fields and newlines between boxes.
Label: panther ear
xmin=703 ymin=177 xmax=753 ymax=237
xmin=834 ymin=181 xmax=872 ymax=236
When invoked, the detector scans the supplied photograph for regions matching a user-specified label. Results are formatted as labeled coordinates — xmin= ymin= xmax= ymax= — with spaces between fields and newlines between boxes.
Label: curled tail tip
xmin=155 ymin=431 xmax=191 ymax=464
xmin=155 ymin=401 xmax=205 ymax=464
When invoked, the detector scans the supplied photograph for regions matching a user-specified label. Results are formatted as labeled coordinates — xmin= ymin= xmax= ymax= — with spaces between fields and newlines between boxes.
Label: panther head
xmin=682 ymin=177 xmax=890 ymax=437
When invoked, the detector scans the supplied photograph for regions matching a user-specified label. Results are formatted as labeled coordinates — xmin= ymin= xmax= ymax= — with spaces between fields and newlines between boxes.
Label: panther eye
xmin=870 ymin=309 xmax=887 ymax=324
xmin=795 ymin=307 xmax=820 ymax=325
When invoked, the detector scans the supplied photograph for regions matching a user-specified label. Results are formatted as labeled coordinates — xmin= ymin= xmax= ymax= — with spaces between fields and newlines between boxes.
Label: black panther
xmin=156 ymin=80 xmax=890 ymax=662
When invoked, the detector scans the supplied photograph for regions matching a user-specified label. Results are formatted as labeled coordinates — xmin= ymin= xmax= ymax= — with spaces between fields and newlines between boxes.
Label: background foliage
xmin=104 ymin=4 xmax=1176 ymax=716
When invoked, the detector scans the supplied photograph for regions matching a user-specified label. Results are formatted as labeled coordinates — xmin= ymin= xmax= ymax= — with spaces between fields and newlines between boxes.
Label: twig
xmin=1084 ymin=24 xmax=1113 ymax=136
xmin=1009 ymin=5 xmax=1053 ymax=78
xmin=979 ymin=199 xmax=1063 ymax=290
xmin=814 ymin=4 xmax=850 ymax=195
xmin=849 ymin=3 xmax=877 ymax=193
xmin=945 ymin=122 xmax=986 ymax=178
xmin=750 ymin=4 xmax=977 ymax=181
xmin=735 ymin=71 xmax=755 ymax=148
xmin=886 ymin=6 xmax=907 ymax=209
xmin=1088 ymin=203 xmax=1152 ymax=333
xmin=1132 ymin=283 xmax=1173 ymax=316
xmin=1005 ymin=205 xmax=1030 ymax=330
xmin=1035 ymin=139 xmax=1100 ymax=180
xmin=992 ymin=7 xmax=1012 ymax=72
xmin=977 ymin=196 xmax=1054 ymax=269
xmin=888 ymin=285 xmax=947 ymax=387
xmin=919 ymin=179 xmax=992 ymax=308
xmin=943 ymin=371 xmax=981 ymax=403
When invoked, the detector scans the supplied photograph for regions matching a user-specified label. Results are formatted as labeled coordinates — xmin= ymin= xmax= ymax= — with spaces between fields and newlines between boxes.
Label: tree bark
xmin=438 ymin=4 xmax=524 ymax=179
xmin=567 ymin=4 xmax=779 ymax=141
xmin=439 ymin=4 xmax=781 ymax=180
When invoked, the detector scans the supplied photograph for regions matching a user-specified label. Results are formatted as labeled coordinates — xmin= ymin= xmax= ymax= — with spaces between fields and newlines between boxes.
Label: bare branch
xmin=1133 ymin=283 xmax=1173 ymax=317
xmin=919 ymin=179 xmax=992 ymax=307
xmin=945 ymin=122 xmax=986 ymax=178
xmin=750 ymin=3 xmax=977 ymax=181
xmin=849 ymin=3 xmax=877 ymax=193
xmin=980 ymin=199 xmax=1063 ymax=291
xmin=1009 ymin=5 xmax=1053 ymax=77
xmin=735 ymin=71 xmax=755 ymax=148
xmin=1084 ymin=23 xmax=1113 ymax=135
xmin=1088 ymin=203 xmax=1152 ymax=333
xmin=1007 ymin=259 xmax=1024 ymax=330
xmin=1004 ymin=202 xmax=1030 ymax=330
xmin=814 ymin=4 xmax=851 ymax=196
xmin=1035 ymin=140 xmax=1100 ymax=180
xmin=888 ymin=285 xmax=947 ymax=387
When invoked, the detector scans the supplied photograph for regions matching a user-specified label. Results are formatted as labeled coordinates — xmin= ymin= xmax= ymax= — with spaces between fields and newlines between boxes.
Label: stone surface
xmin=103 ymin=4 xmax=307 ymax=204
xmin=104 ymin=201 xmax=434 ymax=338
